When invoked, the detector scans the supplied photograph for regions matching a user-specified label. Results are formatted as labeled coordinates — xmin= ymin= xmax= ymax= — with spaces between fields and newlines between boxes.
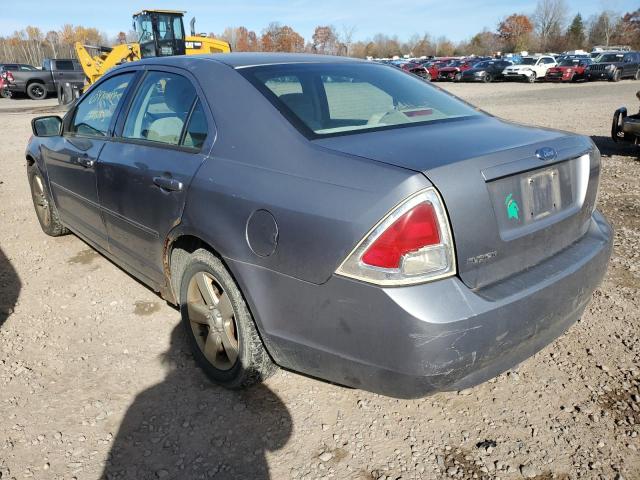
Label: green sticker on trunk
xmin=505 ymin=193 xmax=519 ymax=221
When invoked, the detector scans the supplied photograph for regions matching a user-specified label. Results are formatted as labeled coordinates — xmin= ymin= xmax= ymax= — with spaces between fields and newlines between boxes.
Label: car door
xmin=51 ymin=60 xmax=77 ymax=89
xmin=43 ymin=72 xmax=135 ymax=247
xmin=622 ymin=53 xmax=638 ymax=78
xmin=96 ymin=69 xmax=212 ymax=283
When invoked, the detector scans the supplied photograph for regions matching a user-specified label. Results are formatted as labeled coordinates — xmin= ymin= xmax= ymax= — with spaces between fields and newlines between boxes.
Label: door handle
xmin=78 ymin=156 xmax=95 ymax=168
xmin=153 ymin=176 xmax=183 ymax=192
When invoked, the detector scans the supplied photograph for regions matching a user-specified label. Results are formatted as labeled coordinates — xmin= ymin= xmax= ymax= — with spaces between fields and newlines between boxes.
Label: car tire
xmin=527 ymin=72 xmax=537 ymax=83
xmin=610 ymin=69 xmax=621 ymax=82
xmin=27 ymin=82 xmax=47 ymax=100
xmin=634 ymin=69 xmax=640 ymax=81
xmin=483 ymin=73 xmax=493 ymax=83
xmin=28 ymin=163 xmax=68 ymax=236
xmin=0 ymin=88 xmax=11 ymax=99
xmin=174 ymin=248 xmax=277 ymax=389
xmin=454 ymin=73 xmax=462 ymax=82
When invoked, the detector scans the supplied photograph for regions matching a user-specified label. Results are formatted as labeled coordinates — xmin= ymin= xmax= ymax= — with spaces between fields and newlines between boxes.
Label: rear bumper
xmin=229 ymin=211 xmax=612 ymax=398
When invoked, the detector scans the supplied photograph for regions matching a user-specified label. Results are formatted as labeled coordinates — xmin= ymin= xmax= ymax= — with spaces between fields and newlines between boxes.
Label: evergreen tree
xmin=566 ymin=13 xmax=585 ymax=49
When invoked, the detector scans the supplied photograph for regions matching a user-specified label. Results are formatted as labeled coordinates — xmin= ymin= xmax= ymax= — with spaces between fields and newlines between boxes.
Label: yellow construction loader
xmin=75 ymin=9 xmax=231 ymax=85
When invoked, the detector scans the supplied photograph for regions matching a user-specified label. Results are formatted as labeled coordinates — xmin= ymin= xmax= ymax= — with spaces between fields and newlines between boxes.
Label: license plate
xmin=520 ymin=168 xmax=561 ymax=221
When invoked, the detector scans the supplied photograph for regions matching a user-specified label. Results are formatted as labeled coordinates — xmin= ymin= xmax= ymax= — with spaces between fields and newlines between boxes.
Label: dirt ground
xmin=0 ymin=79 xmax=639 ymax=480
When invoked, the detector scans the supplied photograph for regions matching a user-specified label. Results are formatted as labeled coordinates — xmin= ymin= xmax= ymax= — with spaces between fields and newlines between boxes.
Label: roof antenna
xmin=190 ymin=17 xmax=196 ymax=37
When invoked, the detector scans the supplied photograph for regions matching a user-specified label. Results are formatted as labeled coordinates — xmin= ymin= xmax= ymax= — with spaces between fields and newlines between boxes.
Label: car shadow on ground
xmin=0 ymin=247 xmax=21 ymax=329
xmin=591 ymin=135 xmax=640 ymax=161
xmin=101 ymin=324 xmax=292 ymax=480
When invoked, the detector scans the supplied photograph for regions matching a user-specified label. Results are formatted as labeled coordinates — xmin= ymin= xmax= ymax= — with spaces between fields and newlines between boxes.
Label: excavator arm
xmin=74 ymin=42 xmax=142 ymax=85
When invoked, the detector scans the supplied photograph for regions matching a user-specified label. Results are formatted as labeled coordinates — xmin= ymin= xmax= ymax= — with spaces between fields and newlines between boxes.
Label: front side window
xmin=71 ymin=73 xmax=133 ymax=137
xmin=123 ymin=72 xmax=197 ymax=146
xmin=243 ymin=63 xmax=481 ymax=137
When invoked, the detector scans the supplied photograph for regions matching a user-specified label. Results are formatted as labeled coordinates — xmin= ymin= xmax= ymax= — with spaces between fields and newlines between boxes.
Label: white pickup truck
xmin=502 ymin=56 xmax=557 ymax=83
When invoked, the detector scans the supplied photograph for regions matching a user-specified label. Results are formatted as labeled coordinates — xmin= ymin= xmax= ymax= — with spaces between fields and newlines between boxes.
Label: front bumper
xmin=437 ymin=71 xmax=458 ymax=81
xmin=503 ymin=72 xmax=530 ymax=80
xmin=229 ymin=211 xmax=612 ymax=398
xmin=460 ymin=74 xmax=486 ymax=82
xmin=546 ymin=72 xmax=572 ymax=82
xmin=586 ymin=70 xmax=612 ymax=80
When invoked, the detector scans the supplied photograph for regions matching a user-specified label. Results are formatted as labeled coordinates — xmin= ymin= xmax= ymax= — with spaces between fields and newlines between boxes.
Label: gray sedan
xmin=26 ymin=53 xmax=612 ymax=398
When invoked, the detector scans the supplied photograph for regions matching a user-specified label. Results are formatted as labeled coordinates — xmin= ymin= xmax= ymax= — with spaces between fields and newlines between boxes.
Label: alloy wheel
xmin=186 ymin=271 xmax=239 ymax=370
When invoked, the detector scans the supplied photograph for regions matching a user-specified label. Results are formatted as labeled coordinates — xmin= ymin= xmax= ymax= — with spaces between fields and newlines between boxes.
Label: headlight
xmin=606 ymin=64 xmax=615 ymax=70
xmin=566 ymin=68 xmax=573 ymax=73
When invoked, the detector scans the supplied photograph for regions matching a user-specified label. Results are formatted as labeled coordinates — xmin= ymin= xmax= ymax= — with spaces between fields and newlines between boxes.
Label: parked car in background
xmin=4 ymin=58 xmax=84 ymax=99
xmin=0 ymin=73 xmax=9 ymax=98
xmin=437 ymin=59 xmax=482 ymax=81
xmin=0 ymin=63 xmax=38 ymax=73
xmin=502 ymin=56 xmax=557 ymax=83
xmin=420 ymin=58 xmax=455 ymax=81
xmin=585 ymin=51 xmax=640 ymax=82
xmin=612 ymin=90 xmax=640 ymax=146
xmin=392 ymin=60 xmax=431 ymax=81
xmin=460 ymin=59 xmax=513 ymax=83
xmin=26 ymin=53 xmax=612 ymax=398
xmin=546 ymin=58 xmax=592 ymax=82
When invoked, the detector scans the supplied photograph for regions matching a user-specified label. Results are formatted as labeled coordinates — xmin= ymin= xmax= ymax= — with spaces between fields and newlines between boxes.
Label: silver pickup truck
xmin=5 ymin=58 xmax=85 ymax=100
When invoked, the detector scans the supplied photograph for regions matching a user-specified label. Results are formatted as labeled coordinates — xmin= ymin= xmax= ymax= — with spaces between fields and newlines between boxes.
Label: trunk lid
xmin=314 ymin=117 xmax=598 ymax=289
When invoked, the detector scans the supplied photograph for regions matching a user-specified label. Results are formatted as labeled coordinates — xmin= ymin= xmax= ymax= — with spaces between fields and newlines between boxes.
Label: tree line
xmin=0 ymin=1 xmax=638 ymax=67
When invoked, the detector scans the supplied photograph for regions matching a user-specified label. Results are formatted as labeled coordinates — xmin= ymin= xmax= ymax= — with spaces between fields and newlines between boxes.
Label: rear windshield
xmin=519 ymin=58 xmax=537 ymax=65
xmin=241 ymin=63 xmax=481 ymax=137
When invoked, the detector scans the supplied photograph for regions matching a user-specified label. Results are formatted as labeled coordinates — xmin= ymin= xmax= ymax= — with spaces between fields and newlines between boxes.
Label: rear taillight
xmin=336 ymin=188 xmax=456 ymax=286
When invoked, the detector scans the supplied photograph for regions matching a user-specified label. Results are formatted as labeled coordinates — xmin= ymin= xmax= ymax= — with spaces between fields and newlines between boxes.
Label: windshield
xmin=559 ymin=60 xmax=579 ymax=67
xmin=474 ymin=61 xmax=492 ymax=69
xmin=242 ymin=63 xmax=481 ymax=137
xmin=595 ymin=53 xmax=623 ymax=63
xmin=519 ymin=58 xmax=537 ymax=65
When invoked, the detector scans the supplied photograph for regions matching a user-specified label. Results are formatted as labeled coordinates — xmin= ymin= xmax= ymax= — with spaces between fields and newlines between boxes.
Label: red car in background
xmin=420 ymin=58 xmax=456 ymax=81
xmin=392 ymin=61 xmax=431 ymax=81
xmin=437 ymin=59 xmax=484 ymax=81
xmin=0 ymin=71 xmax=13 ymax=98
xmin=546 ymin=58 xmax=592 ymax=82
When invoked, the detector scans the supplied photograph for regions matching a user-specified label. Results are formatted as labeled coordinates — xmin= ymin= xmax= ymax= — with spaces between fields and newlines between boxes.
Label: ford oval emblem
xmin=536 ymin=147 xmax=557 ymax=161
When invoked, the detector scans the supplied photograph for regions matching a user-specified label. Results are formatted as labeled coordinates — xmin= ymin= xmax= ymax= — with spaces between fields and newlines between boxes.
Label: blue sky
xmin=1 ymin=0 xmax=637 ymax=42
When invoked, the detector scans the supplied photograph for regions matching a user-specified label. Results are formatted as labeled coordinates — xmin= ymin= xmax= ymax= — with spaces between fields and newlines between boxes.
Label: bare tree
xmin=532 ymin=0 xmax=568 ymax=50
xmin=588 ymin=11 xmax=621 ymax=47
xmin=338 ymin=25 xmax=356 ymax=56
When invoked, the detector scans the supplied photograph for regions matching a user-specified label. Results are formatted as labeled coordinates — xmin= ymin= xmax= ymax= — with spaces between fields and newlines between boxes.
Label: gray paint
xmin=27 ymin=53 xmax=613 ymax=397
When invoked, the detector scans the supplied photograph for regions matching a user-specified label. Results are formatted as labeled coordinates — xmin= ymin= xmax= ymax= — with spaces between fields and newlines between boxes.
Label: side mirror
xmin=32 ymin=116 xmax=62 ymax=137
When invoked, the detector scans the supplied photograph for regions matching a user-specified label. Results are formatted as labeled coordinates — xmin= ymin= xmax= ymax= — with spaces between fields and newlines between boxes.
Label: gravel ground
xmin=0 ymin=80 xmax=639 ymax=480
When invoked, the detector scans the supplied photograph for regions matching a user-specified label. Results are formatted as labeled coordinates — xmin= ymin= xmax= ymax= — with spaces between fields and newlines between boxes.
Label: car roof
xmin=133 ymin=53 xmax=367 ymax=70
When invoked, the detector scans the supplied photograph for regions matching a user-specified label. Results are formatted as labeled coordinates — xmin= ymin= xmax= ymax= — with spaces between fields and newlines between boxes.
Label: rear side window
xmin=182 ymin=100 xmax=208 ymax=149
xmin=70 ymin=73 xmax=133 ymax=137
xmin=123 ymin=72 xmax=197 ymax=146
xmin=55 ymin=60 xmax=75 ymax=71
